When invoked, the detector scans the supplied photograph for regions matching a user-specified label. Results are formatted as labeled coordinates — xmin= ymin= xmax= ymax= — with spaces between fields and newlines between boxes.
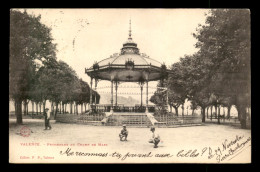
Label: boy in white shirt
xmin=148 ymin=126 xmax=160 ymax=148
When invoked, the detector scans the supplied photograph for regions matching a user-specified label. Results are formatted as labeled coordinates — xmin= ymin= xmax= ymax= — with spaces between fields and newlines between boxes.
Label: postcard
xmin=9 ymin=8 xmax=251 ymax=164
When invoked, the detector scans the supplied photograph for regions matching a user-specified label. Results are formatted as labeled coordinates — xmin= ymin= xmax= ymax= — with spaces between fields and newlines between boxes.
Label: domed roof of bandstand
xmin=85 ymin=21 xmax=167 ymax=82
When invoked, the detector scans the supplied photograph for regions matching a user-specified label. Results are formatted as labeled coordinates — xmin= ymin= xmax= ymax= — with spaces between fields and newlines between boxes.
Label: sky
xmin=15 ymin=8 xmax=210 ymax=104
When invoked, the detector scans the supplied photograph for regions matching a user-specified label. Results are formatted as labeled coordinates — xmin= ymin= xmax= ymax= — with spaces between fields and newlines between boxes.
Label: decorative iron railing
xmin=90 ymin=104 xmax=156 ymax=113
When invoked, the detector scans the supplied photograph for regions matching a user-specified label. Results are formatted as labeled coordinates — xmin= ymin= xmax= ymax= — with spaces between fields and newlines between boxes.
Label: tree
xmin=10 ymin=10 xmax=57 ymax=124
xmin=167 ymin=90 xmax=183 ymax=116
xmin=193 ymin=9 xmax=250 ymax=128
xmin=150 ymin=91 xmax=166 ymax=112
xmin=190 ymin=100 xmax=199 ymax=116
xmin=190 ymin=89 xmax=211 ymax=122
xmin=46 ymin=60 xmax=81 ymax=118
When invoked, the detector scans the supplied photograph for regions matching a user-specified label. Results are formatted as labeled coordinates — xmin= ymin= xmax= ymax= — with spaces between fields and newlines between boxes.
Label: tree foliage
xmin=151 ymin=9 xmax=250 ymax=129
xmin=9 ymin=10 xmax=99 ymax=124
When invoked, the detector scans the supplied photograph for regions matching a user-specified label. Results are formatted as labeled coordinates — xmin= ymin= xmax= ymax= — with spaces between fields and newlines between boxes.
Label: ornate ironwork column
xmin=140 ymin=82 xmax=144 ymax=107
xmin=90 ymin=77 xmax=93 ymax=111
xmin=146 ymin=80 xmax=149 ymax=113
xmin=94 ymin=78 xmax=98 ymax=105
xmin=110 ymin=80 xmax=114 ymax=113
xmin=115 ymin=81 xmax=118 ymax=106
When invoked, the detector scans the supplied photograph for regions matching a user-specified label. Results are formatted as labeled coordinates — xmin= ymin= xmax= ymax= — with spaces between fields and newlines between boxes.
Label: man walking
xmin=148 ymin=126 xmax=160 ymax=148
xmin=44 ymin=108 xmax=52 ymax=130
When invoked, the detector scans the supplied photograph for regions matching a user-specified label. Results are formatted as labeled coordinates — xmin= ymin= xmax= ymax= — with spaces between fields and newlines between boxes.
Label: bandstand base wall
xmin=55 ymin=113 xmax=202 ymax=127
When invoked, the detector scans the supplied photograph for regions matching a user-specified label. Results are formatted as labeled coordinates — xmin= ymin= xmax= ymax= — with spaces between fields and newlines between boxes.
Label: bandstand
xmin=83 ymin=21 xmax=201 ymax=127
xmin=55 ymin=21 xmax=203 ymax=127
xmin=85 ymin=20 xmax=168 ymax=114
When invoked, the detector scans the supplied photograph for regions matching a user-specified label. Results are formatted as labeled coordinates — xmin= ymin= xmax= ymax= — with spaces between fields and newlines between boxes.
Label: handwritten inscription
xmin=19 ymin=135 xmax=250 ymax=163
xmin=57 ymin=135 xmax=250 ymax=163
xmin=200 ymin=135 xmax=251 ymax=162
xmin=177 ymin=149 xmax=199 ymax=158
xmin=60 ymin=148 xmax=173 ymax=161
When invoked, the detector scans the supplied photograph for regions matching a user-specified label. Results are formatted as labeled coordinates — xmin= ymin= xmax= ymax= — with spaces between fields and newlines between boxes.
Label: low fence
xmin=55 ymin=114 xmax=79 ymax=123
xmin=78 ymin=114 xmax=105 ymax=121
xmin=176 ymin=115 xmax=202 ymax=125
xmin=56 ymin=113 xmax=106 ymax=125
xmin=154 ymin=114 xmax=202 ymax=127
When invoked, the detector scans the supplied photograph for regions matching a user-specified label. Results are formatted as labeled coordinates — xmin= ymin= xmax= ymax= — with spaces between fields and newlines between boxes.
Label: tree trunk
xmin=14 ymin=101 xmax=17 ymax=114
xmin=214 ymin=105 xmax=217 ymax=118
xmin=15 ymin=99 xmax=23 ymax=124
xmin=25 ymin=100 xmax=28 ymax=116
xmin=39 ymin=102 xmax=42 ymax=114
xmin=51 ymin=101 xmax=54 ymax=115
xmin=181 ymin=104 xmax=184 ymax=116
xmin=237 ymin=106 xmax=241 ymax=121
xmin=59 ymin=102 xmax=61 ymax=114
xmin=223 ymin=107 xmax=225 ymax=122
xmin=36 ymin=102 xmax=38 ymax=115
xmin=227 ymin=106 xmax=231 ymax=119
xmin=61 ymin=103 xmax=63 ymax=114
xmin=81 ymin=104 xmax=83 ymax=114
xmin=32 ymin=101 xmax=34 ymax=117
xmin=206 ymin=107 xmax=209 ymax=118
xmin=170 ymin=105 xmax=172 ymax=113
xmin=65 ymin=104 xmax=67 ymax=114
xmin=174 ymin=106 xmax=178 ymax=116
xmin=210 ymin=106 xmax=213 ymax=121
xmin=23 ymin=100 xmax=26 ymax=116
xmin=237 ymin=105 xmax=247 ymax=129
xmin=202 ymin=107 xmax=206 ymax=123
xmin=70 ymin=102 xmax=72 ymax=114
xmin=76 ymin=104 xmax=78 ymax=115
xmin=54 ymin=102 xmax=58 ymax=120
xmin=26 ymin=100 xmax=29 ymax=116
xmin=217 ymin=106 xmax=221 ymax=124
xmin=84 ymin=103 xmax=86 ymax=113
xmin=192 ymin=109 xmax=194 ymax=116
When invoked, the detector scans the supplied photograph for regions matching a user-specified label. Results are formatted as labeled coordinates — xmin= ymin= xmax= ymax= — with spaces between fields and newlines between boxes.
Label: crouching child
xmin=149 ymin=126 xmax=160 ymax=148
xmin=119 ymin=124 xmax=128 ymax=141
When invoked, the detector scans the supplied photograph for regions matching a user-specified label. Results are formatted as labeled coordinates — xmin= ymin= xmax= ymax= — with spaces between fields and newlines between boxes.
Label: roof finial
xmin=128 ymin=19 xmax=132 ymax=40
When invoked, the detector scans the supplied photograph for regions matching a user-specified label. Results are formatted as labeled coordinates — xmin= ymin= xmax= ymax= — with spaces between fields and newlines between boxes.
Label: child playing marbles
xmin=119 ymin=124 xmax=128 ymax=141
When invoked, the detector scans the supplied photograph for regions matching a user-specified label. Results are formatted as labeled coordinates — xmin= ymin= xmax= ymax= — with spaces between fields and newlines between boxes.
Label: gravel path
xmin=9 ymin=120 xmax=251 ymax=163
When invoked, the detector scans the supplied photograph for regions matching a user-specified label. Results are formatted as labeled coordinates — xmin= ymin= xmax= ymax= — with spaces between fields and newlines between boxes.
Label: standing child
xmin=44 ymin=108 xmax=52 ymax=130
xmin=119 ymin=124 xmax=128 ymax=141
xmin=148 ymin=126 xmax=160 ymax=148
